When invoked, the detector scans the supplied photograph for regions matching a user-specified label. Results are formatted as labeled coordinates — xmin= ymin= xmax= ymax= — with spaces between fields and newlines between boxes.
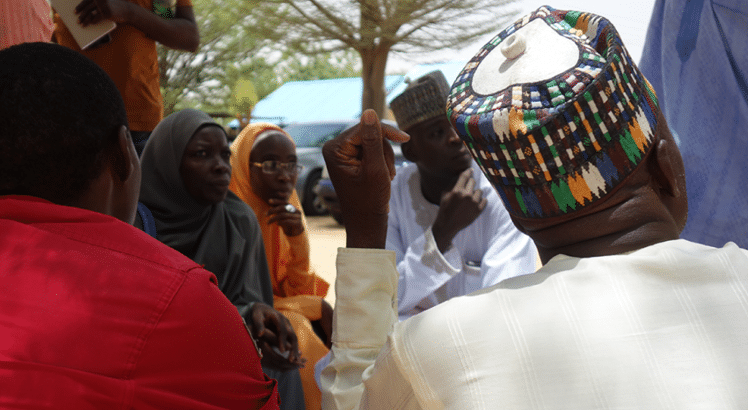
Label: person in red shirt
xmin=0 ymin=42 xmax=280 ymax=409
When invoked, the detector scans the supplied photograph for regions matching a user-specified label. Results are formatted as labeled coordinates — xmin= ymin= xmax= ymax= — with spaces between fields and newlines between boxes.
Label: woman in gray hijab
xmin=136 ymin=108 xmax=305 ymax=409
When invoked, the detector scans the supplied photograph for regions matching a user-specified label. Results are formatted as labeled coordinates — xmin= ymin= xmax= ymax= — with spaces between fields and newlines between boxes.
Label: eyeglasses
xmin=251 ymin=160 xmax=303 ymax=175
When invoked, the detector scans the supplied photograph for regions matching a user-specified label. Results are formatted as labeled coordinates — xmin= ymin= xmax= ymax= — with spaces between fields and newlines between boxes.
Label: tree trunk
xmin=359 ymin=44 xmax=390 ymax=118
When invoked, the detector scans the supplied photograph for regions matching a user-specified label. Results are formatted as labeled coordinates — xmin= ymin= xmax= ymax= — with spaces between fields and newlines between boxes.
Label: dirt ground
xmin=306 ymin=215 xmax=346 ymax=306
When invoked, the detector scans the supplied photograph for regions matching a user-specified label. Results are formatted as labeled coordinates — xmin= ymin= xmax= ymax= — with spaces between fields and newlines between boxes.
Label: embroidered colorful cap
xmin=447 ymin=6 xmax=660 ymax=220
xmin=391 ymin=70 xmax=451 ymax=131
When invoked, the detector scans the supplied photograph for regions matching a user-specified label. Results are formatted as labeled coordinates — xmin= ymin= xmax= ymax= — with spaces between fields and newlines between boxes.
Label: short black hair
xmin=0 ymin=42 xmax=129 ymax=204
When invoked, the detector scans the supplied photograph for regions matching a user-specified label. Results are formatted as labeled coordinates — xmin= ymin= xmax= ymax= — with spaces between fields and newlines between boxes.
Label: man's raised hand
xmin=322 ymin=109 xmax=409 ymax=249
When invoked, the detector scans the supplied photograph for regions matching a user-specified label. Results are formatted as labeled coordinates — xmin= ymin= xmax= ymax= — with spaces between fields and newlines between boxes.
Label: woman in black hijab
xmin=136 ymin=109 xmax=305 ymax=409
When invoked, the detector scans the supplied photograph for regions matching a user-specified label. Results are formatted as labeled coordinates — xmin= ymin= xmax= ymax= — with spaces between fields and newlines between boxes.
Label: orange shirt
xmin=53 ymin=0 xmax=192 ymax=132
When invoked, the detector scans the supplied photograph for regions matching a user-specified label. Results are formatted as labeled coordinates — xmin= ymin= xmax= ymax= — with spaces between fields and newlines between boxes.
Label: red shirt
xmin=0 ymin=196 xmax=279 ymax=409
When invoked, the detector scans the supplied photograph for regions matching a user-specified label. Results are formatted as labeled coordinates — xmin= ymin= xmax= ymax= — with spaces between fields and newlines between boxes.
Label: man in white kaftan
xmin=328 ymin=240 xmax=748 ymax=409
xmin=388 ymin=162 xmax=536 ymax=319
xmin=320 ymin=6 xmax=748 ymax=409
xmin=387 ymin=70 xmax=537 ymax=320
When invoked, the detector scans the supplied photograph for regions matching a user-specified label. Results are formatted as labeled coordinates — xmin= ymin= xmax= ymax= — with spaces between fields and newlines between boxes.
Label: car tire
xmin=302 ymin=169 xmax=328 ymax=216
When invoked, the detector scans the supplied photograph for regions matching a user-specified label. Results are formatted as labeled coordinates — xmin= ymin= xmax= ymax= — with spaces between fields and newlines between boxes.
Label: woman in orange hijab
xmin=230 ymin=123 xmax=332 ymax=410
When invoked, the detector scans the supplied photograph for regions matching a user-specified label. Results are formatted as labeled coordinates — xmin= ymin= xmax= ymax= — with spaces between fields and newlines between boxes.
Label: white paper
xmin=51 ymin=0 xmax=116 ymax=49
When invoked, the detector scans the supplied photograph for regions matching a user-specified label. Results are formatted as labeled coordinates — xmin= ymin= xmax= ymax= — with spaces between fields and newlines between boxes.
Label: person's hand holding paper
xmin=51 ymin=0 xmax=116 ymax=49
xmin=74 ymin=0 xmax=129 ymax=27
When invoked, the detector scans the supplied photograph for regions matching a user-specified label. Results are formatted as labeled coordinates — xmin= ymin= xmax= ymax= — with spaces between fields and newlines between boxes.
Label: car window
xmin=282 ymin=122 xmax=352 ymax=148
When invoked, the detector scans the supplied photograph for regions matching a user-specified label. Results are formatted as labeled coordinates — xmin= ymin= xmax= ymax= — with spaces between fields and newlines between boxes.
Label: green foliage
xmin=231 ymin=78 xmax=257 ymax=116
xmin=258 ymin=0 xmax=521 ymax=53
xmin=162 ymin=0 xmax=518 ymax=118
xmin=159 ymin=0 xmax=361 ymax=119
xmin=225 ymin=59 xmax=279 ymax=105
xmin=279 ymin=49 xmax=360 ymax=82
xmin=159 ymin=0 xmax=264 ymax=115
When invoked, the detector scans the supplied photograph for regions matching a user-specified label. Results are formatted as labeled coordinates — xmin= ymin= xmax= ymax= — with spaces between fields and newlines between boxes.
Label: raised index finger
xmin=380 ymin=123 xmax=409 ymax=179
xmin=382 ymin=123 xmax=410 ymax=144
xmin=358 ymin=110 xmax=387 ymax=178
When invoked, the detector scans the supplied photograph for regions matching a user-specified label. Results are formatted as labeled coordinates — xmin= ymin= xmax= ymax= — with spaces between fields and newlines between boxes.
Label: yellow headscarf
xmin=229 ymin=123 xmax=329 ymax=298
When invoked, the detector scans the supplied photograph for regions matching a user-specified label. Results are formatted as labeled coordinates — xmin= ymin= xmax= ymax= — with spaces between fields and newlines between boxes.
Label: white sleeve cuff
xmin=423 ymin=227 xmax=463 ymax=276
xmin=334 ymin=248 xmax=399 ymax=346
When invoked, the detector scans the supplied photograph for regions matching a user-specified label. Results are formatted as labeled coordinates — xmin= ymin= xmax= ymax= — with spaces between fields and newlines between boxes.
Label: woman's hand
xmin=249 ymin=302 xmax=306 ymax=371
xmin=267 ymin=198 xmax=304 ymax=237
xmin=431 ymin=168 xmax=487 ymax=253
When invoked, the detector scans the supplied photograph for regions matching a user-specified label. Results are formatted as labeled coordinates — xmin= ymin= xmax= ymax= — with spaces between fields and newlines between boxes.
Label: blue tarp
xmin=251 ymin=75 xmax=405 ymax=126
xmin=250 ymin=61 xmax=468 ymax=126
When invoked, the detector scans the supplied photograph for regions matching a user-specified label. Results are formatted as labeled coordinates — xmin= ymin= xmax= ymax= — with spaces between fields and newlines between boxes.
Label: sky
xmin=387 ymin=0 xmax=658 ymax=74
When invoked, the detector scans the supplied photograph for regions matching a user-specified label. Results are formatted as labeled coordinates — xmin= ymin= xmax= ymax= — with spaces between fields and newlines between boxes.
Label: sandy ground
xmin=306 ymin=215 xmax=346 ymax=306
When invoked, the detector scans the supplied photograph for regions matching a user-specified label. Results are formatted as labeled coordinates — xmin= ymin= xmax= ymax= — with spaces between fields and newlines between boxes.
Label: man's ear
xmin=111 ymin=125 xmax=137 ymax=184
xmin=648 ymin=118 xmax=685 ymax=200
xmin=647 ymin=118 xmax=688 ymax=231
xmin=112 ymin=125 xmax=141 ymax=225
xmin=401 ymin=140 xmax=418 ymax=163
xmin=649 ymin=138 xmax=680 ymax=198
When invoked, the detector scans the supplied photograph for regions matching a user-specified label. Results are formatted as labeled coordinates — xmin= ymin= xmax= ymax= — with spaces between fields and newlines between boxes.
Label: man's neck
xmin=536 ymin=224 xmax=680 ymax=264
xmin=525 ymin=192 xmax=682 ymax=264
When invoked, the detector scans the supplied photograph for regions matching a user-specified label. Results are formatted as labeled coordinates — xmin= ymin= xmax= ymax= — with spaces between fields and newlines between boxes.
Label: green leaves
xmin=160 ymin=0 xmax=521 ymax=119
xmin=159 ymin=0 xmax=360 ymax=118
